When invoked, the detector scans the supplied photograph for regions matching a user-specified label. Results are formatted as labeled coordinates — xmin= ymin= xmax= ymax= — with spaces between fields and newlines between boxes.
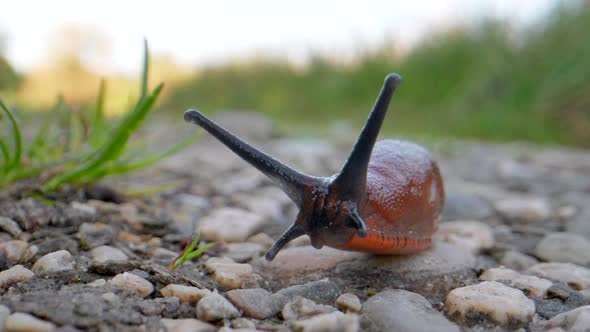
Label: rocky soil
xmin=1 ymin=113 xmax=590 ymax=331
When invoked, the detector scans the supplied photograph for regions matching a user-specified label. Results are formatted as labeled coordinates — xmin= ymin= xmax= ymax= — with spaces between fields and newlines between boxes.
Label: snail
xmin=184 ymin=73 xmax=444 ymax=261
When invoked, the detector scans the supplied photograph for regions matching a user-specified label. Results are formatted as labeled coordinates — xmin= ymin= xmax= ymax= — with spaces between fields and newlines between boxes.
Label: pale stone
xmin=0 ymin=240 xmax=28 ymax=263
xmin=335 ymin=293 xmax=361 ymax=313
xmin=205 ymin=257 xmax=253 ymax=289
xmin=160 ymin=318 xmax=216 ymax=332
xmin=548 ymin=305 xmax=590 ymax=332
xmin=31 ymin=250 xmax=74 ymax=275
xmin=494 ymin=196 xmax=551 ymax=223
xmin=195 ymin=293 xmax=240 ymax=321
xmin=109 ymin=272 xmax=154 ymax=297
xmin=89 ymin=245 xmax=128 ymax=263
xmin=0 ymin=265 xmax=34 ymax=288
xmin=292 ymin=311 xmax=359 ymax=332
xmin=160 ymin=284 xmax=211 ymax=303
xmin=87 ymin=279 xmax=107 ymax=287
xmin=526 ymin=262 xmax=590 ymax=290
xmin=445 ymin=281 xmax=535 ymax=328
xmin=435 ymin=220 xmax=494 ymax=252
xmin=281 ymin=296 xmax=336 ymax=321
xmin=4 ymin=312 xmax=56 ymax=332
xmin=480 ymin=267 xmax=552 ymax=297
xmin=199 ymin=208 xmax=266 ymax=242
xmin=535 ymin=232 xmax=590 ymax=265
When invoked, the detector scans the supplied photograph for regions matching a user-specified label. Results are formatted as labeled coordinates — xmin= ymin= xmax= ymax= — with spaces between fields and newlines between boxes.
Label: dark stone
xmin=83 ymin=185 xmax=127 ymax=204
xmin=34 ymin=235 xmax=79 ymax=257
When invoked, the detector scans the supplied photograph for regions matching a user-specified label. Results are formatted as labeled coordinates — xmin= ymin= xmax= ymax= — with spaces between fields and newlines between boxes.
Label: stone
xmin=535 ymin=232 xmax=590 ymax=265
xmin=494 ymin=196 xmax=551 ymax=223
xmin=0 ymin=240 xmax=28 ymax=264
xmin=292 ymin=311 xmax=359 ymax=332
xmin=232 ymin=194 xmax=283 ymax=222
xmin=0 ymin=265 xmax=35 ymax=288
xmin=211 ymin=168 xmax=267 ymax=196
xmin=499 ymin=250 xmax=538 ymax=271
xmin=445 ymin=281 xmax=535 ymax=328
xmin=205 ymin=257 xmax=254 ymax=289
xmin=4 ymin=312 xmax=56 ymax=332
xmin=77 ymin=222 xmax=114 ymax=248
xmin=247 ymin=233 xmax=275 ymax=250
xmin=335 ymin=293 xmax=361 ymax=313
xmin=441 ymin=192 xmax=494 ymax=221
xmin=281 ymin=297 xmax=337 ymax=321
xmin=199 ymin=208 xmax=266 ymax=242
xmin=256 ymin=243 xmax=476 ymax=301
xmin=0 ymin=216 xmax=22 ymax=237
xmin=160 ymin=318 xmax=216 ymax=332
xmin=89 ymin=245 xmax=128 ymax=263
xmin=0 ymin=305 xmax=10 ymax=328
xmin=223 ymin=242 xmax=265 ymax=263
xmin=434 ymin=220 xmax=494 ymax=252
xmin=109 ymin=272 xmax=154 ymax=297
xmin=87 ymin=279 xmax=107 ymax=287
xmin=526 ymin=263 xmax=590 ymax=290
xmin=230 ymin=318 xmax=257 ymax=329
xmin=273 ymin=280 xmax=342 ymax=308
xmin=32 ymin=250 xmax=74 ymax=275
xmin=160 ymin=284 xmax=210 ymax=303
xmin=362 ymin=289 xmax=459 ymax=332
xmin=480 ymin=267 xmax=552 ymax=297
xmin=196 ymin=293 xmax=240 ymax=321
xmin=547 ymin=305 xmax=590 ymax=331
xmin=225 ymin=288 xmax=279 ymax=319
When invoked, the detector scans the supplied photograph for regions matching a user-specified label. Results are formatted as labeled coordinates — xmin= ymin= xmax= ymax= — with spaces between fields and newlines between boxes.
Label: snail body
xmin=184 ymin=74 xmax=444 ymax=260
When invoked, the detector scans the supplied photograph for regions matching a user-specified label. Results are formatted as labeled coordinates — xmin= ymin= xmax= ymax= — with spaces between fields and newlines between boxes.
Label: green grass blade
xmin=0 ymin=139 xmax=10 ymax=168
xmin=42 ymin=83 xmax=164 ymax=191
xmin=28 ymin=97 xmax=63 ymax=162
xmin=140 ymin=39 xmax=149 ymax=100
xmin=68 ymin=108 xmax=84 ymax=154
xmin=0 ymin=99 xmax=22 ymax=173
xmin=185 ymin=242 xmax=215 ymax=261
xmin=89 ymin=80 xmax=107 ymax=148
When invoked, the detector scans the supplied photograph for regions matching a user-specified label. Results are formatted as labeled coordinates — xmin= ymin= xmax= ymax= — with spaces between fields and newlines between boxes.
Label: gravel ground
xmin=1 ymin=113 xmax=590 ymax=331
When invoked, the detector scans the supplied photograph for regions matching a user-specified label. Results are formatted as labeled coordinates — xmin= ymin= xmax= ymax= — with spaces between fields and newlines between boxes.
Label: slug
xmin=184 ymin=73 xmax=444 ymax=261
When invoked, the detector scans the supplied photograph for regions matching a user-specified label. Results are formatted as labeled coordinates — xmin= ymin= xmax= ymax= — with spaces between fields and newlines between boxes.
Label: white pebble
xmin=445 ymin=281 xmax=535 ymax=327
xmin=526 ymin=262 xmax=590 ymax=290
xmin=109 ymin=272 xmax=154 ymax=297
xmin=89 ymin=245 xmax=128 ymax=262
xmin=160 ymin=284 xmax=211 ymax=303
xmin=534 ymin=232 xmax=590 ymax=265
xmin=435 ymin=220 xmax=494 ymax=252
xmin=480 ymin=267 xmax=552 ymax=297
xmin=0 ymin=240 xmax=28 ymax=263
xmin=199 ymin=208 xmax=266 ymax=242
xmin=101 ymin=292 xmax=120 ymax=303
xmin=293 ymin=311 xmax=359 ymax=332
xmin=335 ymin=293 xmax=362 ymax=313
xmin=4 ymin=312 xmax=56 ymax=332
xmin=160 ymin=318 xmax=216 ymax=332
xmin=548 ymin=305 xmax=590 ymax=332
xmin=494 ymin=196 xmax=551 ymax=222
xmin=196 ymin=293 xmax=240 ymax=321
xmin=0 ymin=265 xmax=34 ymax=288
xmin=205 ymin=257 xmax=253 ymax=289
xmin=87 ymin=279 xmax=107 ymax=287
xmin=31 ymin=250 xmax=74 ymax=275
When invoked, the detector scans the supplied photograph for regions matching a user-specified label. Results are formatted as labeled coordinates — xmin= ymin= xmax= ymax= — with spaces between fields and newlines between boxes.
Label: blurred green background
xmin=1 ymin=2 xmax=589 ymax=147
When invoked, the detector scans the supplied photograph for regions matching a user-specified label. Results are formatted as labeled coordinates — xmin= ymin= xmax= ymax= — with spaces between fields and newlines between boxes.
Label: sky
xmin=0 ymin=0 xmax=564 ymax=75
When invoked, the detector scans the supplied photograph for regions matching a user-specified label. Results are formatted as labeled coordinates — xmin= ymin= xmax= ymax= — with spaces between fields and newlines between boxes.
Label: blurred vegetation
xmin=164 ymin=3 xmax=590 ymax=146
xmin=0 ymin=41 xmax=198 ymax=191
xmin=2 ymin=2 xmax=590 ymax=147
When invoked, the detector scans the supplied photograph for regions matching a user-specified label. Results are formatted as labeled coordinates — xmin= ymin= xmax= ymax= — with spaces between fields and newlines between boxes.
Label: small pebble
xmin=101 ymin=292 xmax=120 ymax=303
xmin=0 ymin=265 xmax=34 ymax=288
xmin=0 ymin=240 xmax=28 ymax=264
xmin=160 ymin=284 xmax=210 ymax=303
xmin=225 ymin=288 xmax=279 ymax=319
xmin=152 ymin=247 xmax=178 ymax=258
xmin=526 ymin=262 xmax=590 ymax=290
xmin=547 ymin=305 xmax=590 ymax=332
xmin=247 ymin=233 xmax=275 ymax=250
xmin=445 ymin=281 xmax=535 ymax=328
xmin=89 ymin=245 xmax=128 ymax=263
xmin=0 ymin=216 xmax=22 ymax=237
xmin=87 ymin=279 xmax=107 ymax=287
xmin=499 ymin=250 xmax=538 ymax=271
xmin=109 ymin=272 xmax=154 ymax=297
xmin=480 ymin=267 xmax=552 ymax=297
xmin=535 ymin=232 xmax=590 ymax=265
xmin=205 ymin=257 xmax=254 ymax=289
xmin=494 ymin=196 xmax=551 ymax=223
xmin=292 ymin=311 xmax=359 ymax=332
xmin=199 ymin=207 xmax=266 ymax=242
xmin=160 ymin=318 xmax=216 ymax=332
xmin=195 ymin=293 xmax=240 ymax=321
xmin=231 ymin=317 xmax=257 ymax=329
xmin=335 ymin=293 xmax=361 ymax=313
xmin=31 ymin=250 xmax=74 ymax=275
xmin=282 ymin=296 xmax=337 ymax=321
xmin=4 ymin=312 xmax=56 ymax=332
xmin=435 ymin=220 xmax=494 ymax=252
xmin=224 ymin=242 xmax=265 ymax=262
xmin=362 ymin=289 xmax=459 ymax=332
